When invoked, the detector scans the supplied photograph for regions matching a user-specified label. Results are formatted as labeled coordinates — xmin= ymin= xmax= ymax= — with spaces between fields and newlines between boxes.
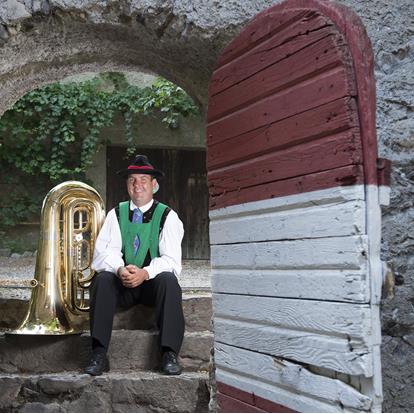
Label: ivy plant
xmin=0 ymin=73 xmax=199 ymax=228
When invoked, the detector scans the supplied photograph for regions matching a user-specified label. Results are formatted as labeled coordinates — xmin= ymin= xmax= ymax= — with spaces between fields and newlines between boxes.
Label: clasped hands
xmin=117 ymin=264 xmax=149 ymax=288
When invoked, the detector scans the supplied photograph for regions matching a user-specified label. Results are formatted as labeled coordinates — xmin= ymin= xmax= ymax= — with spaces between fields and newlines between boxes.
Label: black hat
xmin=117 ymin=155 xmax=164 ymax=179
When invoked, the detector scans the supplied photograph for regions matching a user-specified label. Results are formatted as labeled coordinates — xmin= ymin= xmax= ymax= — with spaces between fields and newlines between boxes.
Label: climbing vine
xmin=0 ymin=73 xmax=199 ymax=228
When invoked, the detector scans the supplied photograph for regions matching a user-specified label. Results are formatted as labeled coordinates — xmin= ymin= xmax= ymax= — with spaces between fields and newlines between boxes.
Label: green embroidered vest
xmin=118 ymin=201 xmax=168 ymax=267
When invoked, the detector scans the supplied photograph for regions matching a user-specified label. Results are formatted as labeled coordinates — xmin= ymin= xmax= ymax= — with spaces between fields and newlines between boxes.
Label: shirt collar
xmin=130 ymin=199 xmax=154 ymax=214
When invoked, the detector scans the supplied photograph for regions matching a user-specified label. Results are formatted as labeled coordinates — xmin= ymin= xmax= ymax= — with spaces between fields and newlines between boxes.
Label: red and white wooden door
xmin=207 ymin=0 xmax=389 ymax=412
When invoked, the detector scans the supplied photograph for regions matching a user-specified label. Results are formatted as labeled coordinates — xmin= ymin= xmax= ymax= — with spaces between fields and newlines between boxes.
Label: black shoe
xmin=84 ymin=352 xmax=109 ymax=376
xmin=162 ymin=351 xmax=182 ymax=375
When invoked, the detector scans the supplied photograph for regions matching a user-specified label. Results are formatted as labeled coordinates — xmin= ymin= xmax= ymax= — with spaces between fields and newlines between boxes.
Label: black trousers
xmin=89 ymin=271 xmax=185 ymax=354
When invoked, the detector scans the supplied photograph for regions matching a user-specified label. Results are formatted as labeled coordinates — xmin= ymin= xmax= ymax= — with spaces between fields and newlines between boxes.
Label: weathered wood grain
xmin=209 ymin=32 xmax=351 ymax=122
xmin=217 ymin=382 xmax=297 ymax=413
xmin=210 ymin=185 xmax=365 ymax=218
xmin=210 ymin=199 xmax=365 ymax=244
xmin=211 ymin=268 xmax=369 ymax=303
xmin=207 ymin=97 xmax=359 ymax=169
xmin=211 ymin=12 xmax=333 ymax=95
xmin=207 ymin=66 xmax=355 ymax=145
xmin=214 ymin=317 xmax=372 ymax=375
xmin=208 ymin=130 xmax=362 ymax=197
xmin=217 ymin=392 xmax=266 ymax=413
xmin=215 ymin=343 xmax=372 ymax=411
xmin=215 ymin=9 xmax=308 ymax=68
xmin=211 ymin=235 xmax=368 ymax=270
xmin=207 ymin=0 xmax=382 ymax=410
xmin=213 ymin=293 xmax=372 ymax=341
xmin=217 ymin=370 xmax=352 ymax=413
xmin=209 ymin=164 xmax=364 ymax=209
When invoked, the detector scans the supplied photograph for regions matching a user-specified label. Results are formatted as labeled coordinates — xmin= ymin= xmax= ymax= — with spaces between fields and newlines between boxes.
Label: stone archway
xmin=0 ymin=0 xmax=277 ymax=116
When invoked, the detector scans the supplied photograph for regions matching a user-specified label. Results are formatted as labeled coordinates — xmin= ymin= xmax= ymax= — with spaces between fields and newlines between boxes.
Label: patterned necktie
xmin=132 ymin=208 xmax=143 ymax=255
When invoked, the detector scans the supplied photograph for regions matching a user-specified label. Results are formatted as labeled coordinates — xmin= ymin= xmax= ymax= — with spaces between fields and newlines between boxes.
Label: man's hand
xmin=118 ymin=265 xmax=149 ymax=288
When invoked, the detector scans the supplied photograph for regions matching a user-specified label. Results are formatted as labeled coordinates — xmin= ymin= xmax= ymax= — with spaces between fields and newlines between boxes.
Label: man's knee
xmin=92 ymin=271 xmax=118 ymax=291
xmin=155 ymin=272 xmax=181 ymax=291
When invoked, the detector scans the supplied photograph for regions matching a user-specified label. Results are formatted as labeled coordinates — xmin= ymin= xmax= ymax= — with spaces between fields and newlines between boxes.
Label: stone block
xmin=0 ymin=371 xmax=209 ymax=412
xmin=0 ymin=330 xmax=213 ymax=374
xmin=0 ymin=293 xmax=212 ymax=332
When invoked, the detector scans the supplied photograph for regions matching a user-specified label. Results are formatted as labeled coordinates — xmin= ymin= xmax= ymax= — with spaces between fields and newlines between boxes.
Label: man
xmin=85 ymin=154 xmax=185 ymax=376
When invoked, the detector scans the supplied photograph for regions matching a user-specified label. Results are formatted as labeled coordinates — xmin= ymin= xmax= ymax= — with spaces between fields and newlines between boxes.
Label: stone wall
xmin=0 ymin=0 xmax=413 ymax=411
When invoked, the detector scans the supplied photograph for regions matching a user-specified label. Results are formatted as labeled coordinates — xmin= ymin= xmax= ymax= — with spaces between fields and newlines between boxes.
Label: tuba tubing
xmin=8 ymin=181 xmax=105 ymax=335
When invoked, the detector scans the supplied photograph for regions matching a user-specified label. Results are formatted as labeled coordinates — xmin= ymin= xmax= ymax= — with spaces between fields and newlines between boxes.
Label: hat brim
xmin=116 ymin=168 xmax=164 ymax=179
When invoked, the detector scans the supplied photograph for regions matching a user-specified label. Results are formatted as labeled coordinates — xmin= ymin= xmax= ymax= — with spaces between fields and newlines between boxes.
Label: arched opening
xmin=0 ymin=70 xmax=209 ymax=259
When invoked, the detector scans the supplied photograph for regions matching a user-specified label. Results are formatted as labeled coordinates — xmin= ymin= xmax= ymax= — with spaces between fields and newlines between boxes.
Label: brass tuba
xmin=8 ymin=181 xmax=105 ymax=335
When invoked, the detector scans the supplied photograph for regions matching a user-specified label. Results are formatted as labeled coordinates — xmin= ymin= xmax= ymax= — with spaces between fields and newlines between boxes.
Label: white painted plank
xmin=210 ymin=200 xmax=365 ymax=245
xmin=209 ymin=185 xmax=365 ymax=220
xmin=212 ymin=268 xmax=370 ymax=303
xmin=364 ymin=185 xmax=385 ymax=410
xmin=214 ymin=317 xmax=373 ymax=376
xmin=215 ymin=343 xmax=372 ymax=412
xmin=211 ymin=235 xmax=368 ymax=270
xmin=213 ymin=293 xmax=372 ymax=339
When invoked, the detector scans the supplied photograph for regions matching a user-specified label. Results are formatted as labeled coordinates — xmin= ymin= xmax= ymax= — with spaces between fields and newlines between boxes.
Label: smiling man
xmin=85 ymin=155 xmax=185 ymax=376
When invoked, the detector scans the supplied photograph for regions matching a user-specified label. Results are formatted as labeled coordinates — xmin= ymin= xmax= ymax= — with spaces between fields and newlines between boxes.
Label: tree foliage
xmin=0 ymin=73 xmax=199 ymax=227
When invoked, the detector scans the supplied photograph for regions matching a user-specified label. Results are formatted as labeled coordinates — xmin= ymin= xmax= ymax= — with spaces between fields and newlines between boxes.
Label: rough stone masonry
xmin=0 ymin=0 xmax=413 ymax=411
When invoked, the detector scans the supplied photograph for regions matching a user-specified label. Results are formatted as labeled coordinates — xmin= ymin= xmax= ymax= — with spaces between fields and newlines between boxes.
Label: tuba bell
xmin=7 ymin=181 xmax=105 ymax=335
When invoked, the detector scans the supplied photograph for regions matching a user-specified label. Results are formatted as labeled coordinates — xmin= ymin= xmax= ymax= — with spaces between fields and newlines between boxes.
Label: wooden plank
xmin=217 ymin=392 xmax=266 ymax=413
xmin=209 ymin=185 xmax=365 ymax=218
xmin=209 ymin=164 xmax=364 ymax=209
xmin=364 ymin=185 xmax=384 ymax=409
xmin=207 ymin=66 xmax=355 ymax=146
xmin=211 ymin=235 xmax=368 ymax=270
xmin=214 ymin=317 xmax=372 ymax=376
xmin=210 ymin=199 xmax=365 ymax=244
xmin=215 ymin=9 xmax=309 ymax=68
xmin=209 ymin=32 xmax=351 ymax=122
xmin=211 ymin=13 xmax=333 ymax=95
xmin=215 ymin=343 xmax=372 ymax=411
xmin=208 ymin=130 xmax=362 ymax=195
xmin=207 ymin=97 xmax=359 ymax=169
xmin=211 ymin=269 xmax=369 ymax=303
xmin=278 ymin=0 xmax=378 ymax=185
xmin=213 ymin=293 xmax=372 ymax=340
xmin=217 ymin=382 xmax=297 ymax=413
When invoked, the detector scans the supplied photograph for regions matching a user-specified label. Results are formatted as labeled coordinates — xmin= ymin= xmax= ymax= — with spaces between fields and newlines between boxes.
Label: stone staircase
xmin=0 ymin=291 xmax=213 ymax=412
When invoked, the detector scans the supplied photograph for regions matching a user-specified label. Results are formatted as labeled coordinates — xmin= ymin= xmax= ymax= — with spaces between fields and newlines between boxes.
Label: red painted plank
xmin=218 ymin=393 xmax=265 ymax=413
xmin=215 ymin=9 xmax=308 ymax=68
xmin=207 ymin=66 xmax=355 ymax=146
xmin=210 ymin=164 xmax=364 ymax=209
xmin=217 ymin=382 xmax=297 ymax=413
xmin=207 ymin=97 xmax=359 ymax=170
xmin=208 ymin=32 xmax=351 ymax=122
xmin=210 ymin=13 xmax=334 ymax=98
xmin=272 ymin=0 xmax=378 ymax=186
xmin=208 ymin=129 xmax=362 ymax=196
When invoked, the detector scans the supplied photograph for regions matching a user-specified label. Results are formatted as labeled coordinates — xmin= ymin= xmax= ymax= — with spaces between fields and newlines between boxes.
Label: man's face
xmin=127 ymin=173 xmax=157 ymax=207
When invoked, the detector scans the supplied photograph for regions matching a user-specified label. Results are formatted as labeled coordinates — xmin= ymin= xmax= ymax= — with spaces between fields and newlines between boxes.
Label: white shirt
xmin=91 ymin=199 xmax=184 ymax=279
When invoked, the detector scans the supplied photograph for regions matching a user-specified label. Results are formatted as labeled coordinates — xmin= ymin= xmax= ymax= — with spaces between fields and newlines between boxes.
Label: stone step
xmin=0 ymin=370 xmax=210 ymax=412
xmin=0 ymin=330 xmax=213 ymax=374
xmin=0 ymin=292 xmax=212 ymax=332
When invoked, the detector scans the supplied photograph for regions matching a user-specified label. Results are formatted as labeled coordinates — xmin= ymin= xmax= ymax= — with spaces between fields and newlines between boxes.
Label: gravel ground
xmin=0 ymin=257 xmax=211 ymax=299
